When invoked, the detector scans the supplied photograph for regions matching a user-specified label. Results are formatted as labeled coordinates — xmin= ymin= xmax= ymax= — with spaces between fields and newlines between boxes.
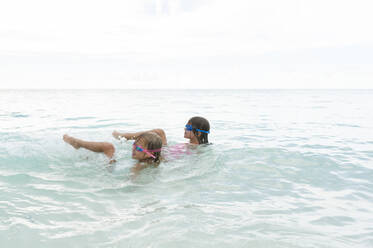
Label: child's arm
xmin=112 ymin=129 xmax=167 ymax=145
xmin=63 ymin=134 xmax=115 ymax=159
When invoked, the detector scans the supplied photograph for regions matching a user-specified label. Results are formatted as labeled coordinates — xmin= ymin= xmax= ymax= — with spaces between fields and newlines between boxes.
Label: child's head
xmin=184 ymin=116 xmax=210 ymax=144
xmin=132 ymin=132 xmax=162 ymax=163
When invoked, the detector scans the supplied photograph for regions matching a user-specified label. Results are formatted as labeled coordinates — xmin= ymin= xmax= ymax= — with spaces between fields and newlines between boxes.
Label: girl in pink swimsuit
xmin=63 ymin=132 xmax=163 ymax=172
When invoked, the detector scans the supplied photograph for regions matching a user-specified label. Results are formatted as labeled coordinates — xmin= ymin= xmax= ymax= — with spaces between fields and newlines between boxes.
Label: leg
xmin=63 ymin=134 xmax=115 ymax=159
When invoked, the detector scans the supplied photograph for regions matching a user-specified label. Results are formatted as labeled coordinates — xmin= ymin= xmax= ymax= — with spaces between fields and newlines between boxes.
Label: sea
xmin=0 ymin=89 xmax=372 ymax=247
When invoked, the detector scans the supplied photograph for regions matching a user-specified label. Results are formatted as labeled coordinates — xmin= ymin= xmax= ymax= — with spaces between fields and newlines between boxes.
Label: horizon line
xmin=1 ymin=88 xmax=373 ymax=91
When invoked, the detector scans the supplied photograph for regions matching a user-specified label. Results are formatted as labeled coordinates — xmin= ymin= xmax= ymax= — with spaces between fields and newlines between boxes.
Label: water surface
xmin=0 ymin=89 xmax=372 ymax=247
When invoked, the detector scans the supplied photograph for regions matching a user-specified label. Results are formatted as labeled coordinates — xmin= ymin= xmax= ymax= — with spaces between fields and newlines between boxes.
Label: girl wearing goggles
xmin=63 ymin=132 xmax=162 ymax=167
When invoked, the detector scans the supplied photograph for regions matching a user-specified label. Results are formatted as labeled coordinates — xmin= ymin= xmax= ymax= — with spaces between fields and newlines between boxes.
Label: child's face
xmin=132 ymin=140 xmax=151 ymax=161
xmin=184 ymin=122 xmax=195 ymax=140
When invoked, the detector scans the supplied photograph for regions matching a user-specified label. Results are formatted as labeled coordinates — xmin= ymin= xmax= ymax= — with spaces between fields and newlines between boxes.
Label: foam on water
xmin=0 ymin=89 xmax=373 ymax=247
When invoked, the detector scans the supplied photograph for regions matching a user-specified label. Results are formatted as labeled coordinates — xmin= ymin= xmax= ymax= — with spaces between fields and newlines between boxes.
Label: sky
xmin=0 ymin=0 xmax=373 ymax=89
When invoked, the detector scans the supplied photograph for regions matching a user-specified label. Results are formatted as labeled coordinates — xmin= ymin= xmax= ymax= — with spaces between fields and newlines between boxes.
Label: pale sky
xmin=0 ymin=0 xmax=372 ymax=89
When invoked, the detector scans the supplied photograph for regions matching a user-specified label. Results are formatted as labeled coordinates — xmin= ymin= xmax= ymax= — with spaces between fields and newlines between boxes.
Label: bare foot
xmin=63 ymin=134 xmax=81 ymax=149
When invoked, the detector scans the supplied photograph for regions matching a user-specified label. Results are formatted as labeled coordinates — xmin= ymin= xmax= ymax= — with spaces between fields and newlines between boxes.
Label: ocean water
xmin=0 ymin=89 xmax=372 ymax=248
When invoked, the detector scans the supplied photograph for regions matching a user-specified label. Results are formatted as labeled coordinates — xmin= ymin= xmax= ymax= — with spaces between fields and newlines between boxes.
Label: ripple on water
xmin=10 ymin=112 xmax=29 ymax=118
xmin=64 ymin=116 xmax=96 ymax=121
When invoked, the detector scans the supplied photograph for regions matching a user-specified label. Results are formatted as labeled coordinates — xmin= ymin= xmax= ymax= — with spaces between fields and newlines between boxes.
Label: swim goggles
xmin=133 ymin=144 xmax=161 ymax=159
xmin=185 ymin=124 xmax=210 ymax=134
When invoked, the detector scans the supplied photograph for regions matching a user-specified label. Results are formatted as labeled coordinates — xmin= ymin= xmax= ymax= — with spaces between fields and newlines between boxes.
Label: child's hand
xmin=112 ymin=131 xmax=132 ymax=140
xmin=112 ymin=130 xmax=122 ymax=140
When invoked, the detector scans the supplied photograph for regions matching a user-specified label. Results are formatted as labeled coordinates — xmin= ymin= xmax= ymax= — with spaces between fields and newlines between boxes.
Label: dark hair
xmin=188 ymin=116 xmax=210 ymax=144
xmin=136 ymin=132 xmax=163 ymax=164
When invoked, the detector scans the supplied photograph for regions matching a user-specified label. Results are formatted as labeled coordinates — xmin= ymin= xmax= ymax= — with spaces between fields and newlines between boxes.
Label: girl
xmin=183 ymin=116 xmax=210 ymax=145
xmin=63 ymin=132 xmax=163 ymax=171
xmin=112 ymin=116 xmax=210 ymax=145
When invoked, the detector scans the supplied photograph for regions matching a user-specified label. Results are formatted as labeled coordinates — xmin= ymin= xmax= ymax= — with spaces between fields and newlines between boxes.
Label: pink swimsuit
xmin=163 ymin=143 xmax=193 ymax=159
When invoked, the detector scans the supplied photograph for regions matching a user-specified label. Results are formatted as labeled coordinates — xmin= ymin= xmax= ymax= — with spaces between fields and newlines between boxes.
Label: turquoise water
xmin=1 ymin=89 xmax=373 ymax=247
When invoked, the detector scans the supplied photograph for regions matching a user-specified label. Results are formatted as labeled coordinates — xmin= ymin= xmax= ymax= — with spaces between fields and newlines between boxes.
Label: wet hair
xmin=136 ymin=132 xmax=163 ymax=164
xmin=188 ymin=116 xmax=210 ymax=144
